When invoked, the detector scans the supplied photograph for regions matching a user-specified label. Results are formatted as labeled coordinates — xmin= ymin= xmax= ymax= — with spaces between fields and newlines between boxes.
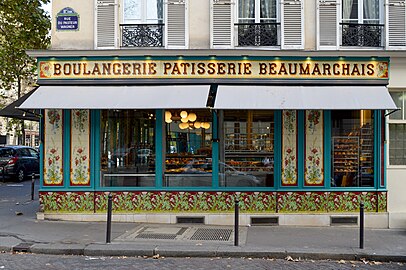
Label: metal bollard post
xmin=360 ymin=202 xmax=364 ymax=249
xmin=234 ymin=200 xmax=239 ymax=246
xmin=106 ymin=193 xmax=113 ymax=243
xmin=31 ymin=173 xmax=35 ymax=201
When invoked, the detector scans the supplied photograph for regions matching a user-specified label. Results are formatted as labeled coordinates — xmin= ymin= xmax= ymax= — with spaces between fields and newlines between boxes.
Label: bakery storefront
xmin=21 ymin=55 xmax=397 ymax=226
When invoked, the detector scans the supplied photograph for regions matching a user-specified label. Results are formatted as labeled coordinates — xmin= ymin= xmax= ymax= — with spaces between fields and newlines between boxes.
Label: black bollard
xmin=31 ymin=173 xmax=35 ymax=200
xmin=106 ymin=193 xmax=113 ymax=243
xmin=360 ymin=202 xmax=364 ymax=249
xmin=234 ymin=200 xmax=239 ymax=246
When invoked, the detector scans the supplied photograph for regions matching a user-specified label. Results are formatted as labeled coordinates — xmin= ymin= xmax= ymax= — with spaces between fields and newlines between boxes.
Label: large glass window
xmin=388 ymin=91 xmax=406 ymax=165
xmin=100 ymin=110 xmax=155 ymax=187
xmin=331 ymin=110 xmax=374 ymax=187
xmin=164 ymin=109 xmax=212 ymax=187
xmin=221 ymin=110 xmax=274 ymax=187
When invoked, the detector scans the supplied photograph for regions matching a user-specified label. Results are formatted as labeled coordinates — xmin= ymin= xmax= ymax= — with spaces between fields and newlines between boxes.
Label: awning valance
xmin=19 ymin=85 xmax=211 ymax=109
xmin=214 ymin=85 xmax=397 ymax=110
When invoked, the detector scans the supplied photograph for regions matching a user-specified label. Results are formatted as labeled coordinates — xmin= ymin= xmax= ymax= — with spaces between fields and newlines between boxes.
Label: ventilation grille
xmin=190 ymin=228 xmax=232 ymax=241
xmin=177 ymin=216 xmax=205 ymax=224
xmin=251 ymin=217 xmax=279 ymax=226
xmin=331 ymin=216 xmax=358 ymax=225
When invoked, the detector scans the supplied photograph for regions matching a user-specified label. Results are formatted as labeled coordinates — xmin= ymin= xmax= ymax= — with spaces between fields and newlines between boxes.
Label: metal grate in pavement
xmin=134 ymin=227 xmax=188 ymax=240
xmin=190 ymin=228 xmax=232 ymax=241
xmin=135 ymin=233 xmax=178 ymax=240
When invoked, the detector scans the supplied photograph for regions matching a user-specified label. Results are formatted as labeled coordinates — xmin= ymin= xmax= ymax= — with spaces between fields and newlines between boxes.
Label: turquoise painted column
xmin=63 ymin=110 xmax=71 ymax=189
xmin=91 ymin=110 xmax=101 ymax=189
xmin=374 ymin=110 xmax=381 ymax=189
xmin=155 ymin=110 xmax=164 ymax=188
xmin=39 ymin=110 xmax=44 ymax=189
xmin=297 ymin=110 xmax=305 ymax=189
xmin=212 ymin=110 xmax=219 ymax=189
xmin=324 ymin=111 xmax=332 ymax=189
xmin=274 ymin=111 xmax=282 ymax=190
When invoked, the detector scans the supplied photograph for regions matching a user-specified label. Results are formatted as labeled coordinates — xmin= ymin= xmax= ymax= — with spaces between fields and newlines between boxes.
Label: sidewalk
xmin=0 ymin=181 xmax=405 ymax=262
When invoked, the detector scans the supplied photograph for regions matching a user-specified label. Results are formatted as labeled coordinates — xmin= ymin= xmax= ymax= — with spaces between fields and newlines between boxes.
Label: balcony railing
xmin=340 ymin=23 xmax=384 ymax=48
xmin=236 ymin=23 xmax=280 ymax=47
xmin=120 ymin=24 xmax=164 ymax=47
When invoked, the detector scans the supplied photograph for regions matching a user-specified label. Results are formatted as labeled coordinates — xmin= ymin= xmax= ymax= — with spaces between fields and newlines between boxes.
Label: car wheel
xmin=16 ymin=169 xmax=25 ymax=182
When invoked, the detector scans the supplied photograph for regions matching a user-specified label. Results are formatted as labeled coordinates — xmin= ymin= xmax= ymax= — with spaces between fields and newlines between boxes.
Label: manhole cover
xmin=190 ymin=228 xmax=232 ymax=241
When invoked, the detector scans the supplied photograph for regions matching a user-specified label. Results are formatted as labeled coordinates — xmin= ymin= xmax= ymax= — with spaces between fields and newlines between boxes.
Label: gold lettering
xmin=102 ymin=63 xmax=111 ymax=75
xmin=113 ymin=63 xmax=121 ymax=75
xmin=53 ymin=63 xmax=62 ymax=75
xmin=122 ymin=63 xmax=131 ymax=75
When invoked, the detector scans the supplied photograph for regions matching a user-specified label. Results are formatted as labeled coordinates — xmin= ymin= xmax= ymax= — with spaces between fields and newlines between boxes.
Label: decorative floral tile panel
xmin=305 ymin=110 xmax=324 ymax=186
xmin=39 ymin=191 xmax=386 ymax=214
xmin=281 ymin=110 xmax=298 ymax=186
xmin=94 ymin=191 xmax=277 ymax=213
xmin=277 ymin=192 xmax=327 ymax=212
xmin=44 ymin=109 xmax=64 ymax=186
xmin=70 ymin=110 xmax=91 ymax=186
xmin=40 ymin=191 xmax=94 ymax=212
xmin=326 ymin=192 xmax=377 ymax=212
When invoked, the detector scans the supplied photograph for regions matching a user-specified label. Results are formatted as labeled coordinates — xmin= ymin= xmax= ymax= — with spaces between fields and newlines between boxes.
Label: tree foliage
xmin=0 ymin=0 xmax=50 ymax=95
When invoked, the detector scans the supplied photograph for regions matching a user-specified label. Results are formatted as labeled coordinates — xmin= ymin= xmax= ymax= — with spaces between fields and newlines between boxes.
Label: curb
xmin=13 ymin=243 xmax=405 ymax=262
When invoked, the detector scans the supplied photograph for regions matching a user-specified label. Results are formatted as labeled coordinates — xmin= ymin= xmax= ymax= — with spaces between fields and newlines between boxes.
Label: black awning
xmin=0 ymin=88 xmax=40 ymax=121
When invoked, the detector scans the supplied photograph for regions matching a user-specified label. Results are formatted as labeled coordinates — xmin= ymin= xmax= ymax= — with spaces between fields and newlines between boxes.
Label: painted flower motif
xmin=73 ymin=146 xmax=89 ymax=185
xmin=307 ymin=110 xmax=321 ymax=134
xmin=73 ymin=110 xmax=88 ymax=133
xmin=305 ymin=147 xmax=323 ymax=185
xmin=283 ymin=110 xmax=296 ymax=134
xmin=282 ymin=147 xmax=297 ymax=185
xmin=46 ymin=147 xmax=62 ymax=185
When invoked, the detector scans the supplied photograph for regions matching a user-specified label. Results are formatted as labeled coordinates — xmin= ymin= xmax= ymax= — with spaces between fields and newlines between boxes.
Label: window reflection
xmin=164 ymin=109 xmax=212 ymax=187
xmin=100 ymin=110 xmax=155 ymax=187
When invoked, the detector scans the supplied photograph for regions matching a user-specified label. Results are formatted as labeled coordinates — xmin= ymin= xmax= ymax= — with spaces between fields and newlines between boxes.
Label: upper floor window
xmin=236 ymin=0 xmax=280 ymax=47
xmin=341 ymin=0 xmax=383 ymax=47
xmin=388 ymin=91 xmax=406 ymax=166
xmin=123 ymin=0 xmax=163 ymax=24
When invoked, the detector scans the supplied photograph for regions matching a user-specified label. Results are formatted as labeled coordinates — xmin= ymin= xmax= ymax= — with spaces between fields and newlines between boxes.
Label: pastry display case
xmin=332 ymin=136 xmax=359 ymax=174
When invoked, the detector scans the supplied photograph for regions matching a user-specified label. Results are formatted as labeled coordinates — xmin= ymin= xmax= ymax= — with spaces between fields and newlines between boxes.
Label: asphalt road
xmin=0 ymin=253 xmax=405 ymax=270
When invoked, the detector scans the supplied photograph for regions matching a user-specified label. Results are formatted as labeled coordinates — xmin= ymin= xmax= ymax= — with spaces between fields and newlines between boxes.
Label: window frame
xmin=387 ymin=89 xmax=406 ymax=168
xmin=122 ymin=0 xmax=164 ymax=24
xmin=341 ymin=0 xmax=383 ymax=25
xmin=236 ymin=0 xmax=280 ymax=23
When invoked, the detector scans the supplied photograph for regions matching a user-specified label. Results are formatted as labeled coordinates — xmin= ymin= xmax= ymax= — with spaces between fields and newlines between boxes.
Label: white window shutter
xmin=95 ymin=0 xmax=118 ymax=49
xmin=281 ymin=0 xmax=304 ymax=49
xmin=317 ymin=0 xmax=339 ymax=50
xmin=165 ymin=0 xmax=188 ymax=49
xmin=386 ymin=0 xmax=406 ymax=49
xmin=211 ymin=0 xmax=233 ymax=48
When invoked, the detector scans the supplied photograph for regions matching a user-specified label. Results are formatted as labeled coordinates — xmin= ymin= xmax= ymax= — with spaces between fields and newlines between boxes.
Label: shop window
xmin=331 ymin=110 xmax=374 ymax=187
xmin=164 ymin=109 xmax=212 ymax=187
xmin=388 ymin=91 xmax=406 ymax=165
xmin=100 ymin=110 xmax=155 ymax=187
xmin=221 ymin=110 xmax=274 ymax=187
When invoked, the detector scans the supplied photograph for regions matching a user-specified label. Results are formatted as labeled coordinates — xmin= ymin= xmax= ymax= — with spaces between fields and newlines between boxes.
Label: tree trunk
xmin=17 ymin=78 xmax=25 ymax=145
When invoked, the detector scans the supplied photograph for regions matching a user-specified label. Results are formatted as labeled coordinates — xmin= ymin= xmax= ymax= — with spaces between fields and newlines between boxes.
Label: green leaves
xmin=0 ymin=0 xmax=50 ymax=92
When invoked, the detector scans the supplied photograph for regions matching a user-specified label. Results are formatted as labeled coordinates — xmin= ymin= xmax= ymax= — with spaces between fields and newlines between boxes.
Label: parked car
xmin=0 ymin=146 xmax=39 ymax=182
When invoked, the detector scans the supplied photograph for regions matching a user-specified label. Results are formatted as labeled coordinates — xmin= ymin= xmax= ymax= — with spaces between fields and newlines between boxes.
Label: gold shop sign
xmin=38 ymin=58 xmax=389 ymax=80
